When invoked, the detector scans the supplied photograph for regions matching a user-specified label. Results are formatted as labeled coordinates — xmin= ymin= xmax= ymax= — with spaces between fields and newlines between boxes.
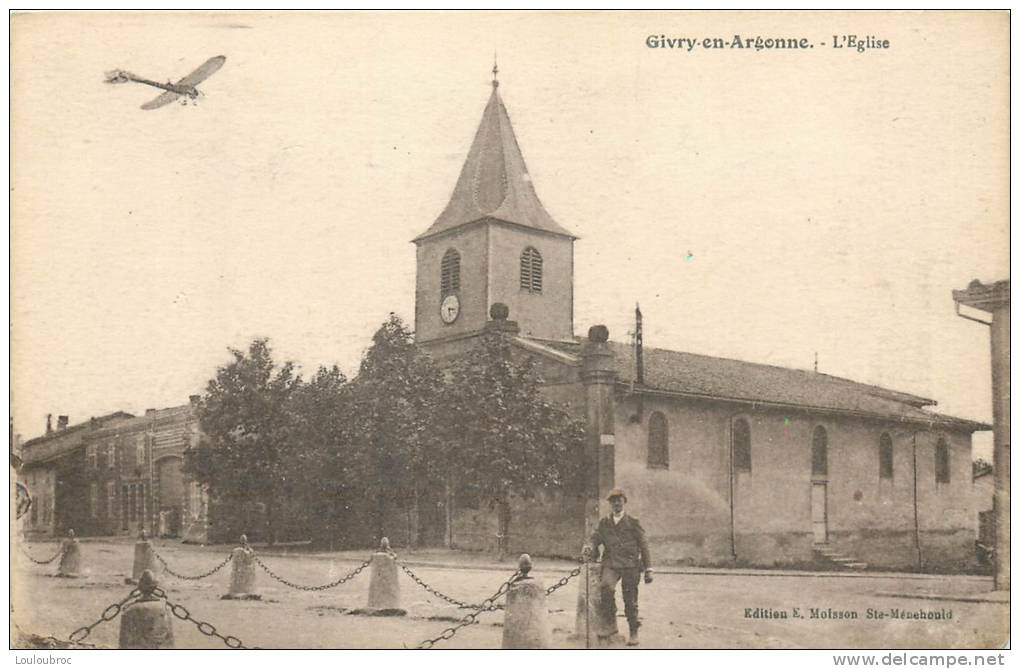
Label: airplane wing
xmin=176 ymin=55 xmax=226 ymax=87
xmin=140 ymin=90 xmax=181 ymax=111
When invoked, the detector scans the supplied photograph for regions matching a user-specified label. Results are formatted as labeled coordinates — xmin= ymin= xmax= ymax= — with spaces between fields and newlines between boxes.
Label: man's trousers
xmin=599 ymin=565 xmax=641 ymax=635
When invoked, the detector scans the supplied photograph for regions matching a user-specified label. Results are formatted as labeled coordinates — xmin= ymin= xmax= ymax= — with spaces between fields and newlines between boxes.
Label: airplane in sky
xmin=105 ymin=55 xmax=226 ymax=110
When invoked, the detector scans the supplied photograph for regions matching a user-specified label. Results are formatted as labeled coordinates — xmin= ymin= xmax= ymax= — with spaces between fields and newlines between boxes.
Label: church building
xmin=412 ymin=70 xmax=988 ymax=571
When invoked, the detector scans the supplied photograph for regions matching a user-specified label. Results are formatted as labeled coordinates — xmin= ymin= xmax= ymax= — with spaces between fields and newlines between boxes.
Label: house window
xmin=87 ymin=444 xmax=97 ymax=469
xmin=811 ymin=426 xmax=828 ymax=477
xmin=189 ymin=482 xmax=205 ymax=521
xmin=122 ymin=485 xmax=129 ymax=530
xmin=89 ymin=483 xmax=98 ymax=519
xmin=732 ymin=418 xmax=751 ymax=472
xmin=106 ymin=481 xmax=116 ymax=521
xmin=935 ymin=438 xmax=950 ymax=483
xmin=647 ymin=411 xmax=669 ymax=469
xmin=138 ymin=483 xmax=147 ymax=526
xmin=136 ymin=434 xmax=146 ymax=467
xmin=520 ymin=247 xmax=543 ymax=293
xmin=108 ymin=442 xmax=116 ymax=470
xmin=440 ymin=249 xmax=460 ymax=296
xmin=879 ymin=432 xmax=894 ymax=479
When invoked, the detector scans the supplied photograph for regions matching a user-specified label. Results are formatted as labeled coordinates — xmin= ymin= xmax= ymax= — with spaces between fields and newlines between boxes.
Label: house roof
xmin=21 ymin=412 xmax=134 ymax=449
xmin=519 ymin=336 xmax=988 ymax=431
xmin=952 ymin=279 xmax=1009 ymax=313
xmin=20 ymin=411 xmax=135 ymax=465
xmin=413 ymin=83 xmax=575 ymax=242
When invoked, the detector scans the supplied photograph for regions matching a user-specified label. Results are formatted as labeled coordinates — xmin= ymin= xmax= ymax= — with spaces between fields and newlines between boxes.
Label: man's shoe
xmin=626 ymin=631 xmax=639 ymax=646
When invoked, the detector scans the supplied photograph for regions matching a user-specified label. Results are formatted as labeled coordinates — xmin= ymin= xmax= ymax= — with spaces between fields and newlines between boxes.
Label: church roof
xmin=414 ymin=83 xmax=575 ymax=242
xmin=606 ymin=343 xmax=988 ymax=431
xmin=522 ymin=336 xmax=987 ymax=431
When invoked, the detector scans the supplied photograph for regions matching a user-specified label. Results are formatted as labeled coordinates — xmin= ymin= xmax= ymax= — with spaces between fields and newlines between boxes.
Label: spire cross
xmin=492 ymin=54 xmax=499 ymax=89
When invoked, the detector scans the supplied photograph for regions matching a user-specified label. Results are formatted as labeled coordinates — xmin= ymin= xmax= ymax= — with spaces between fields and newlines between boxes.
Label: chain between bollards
xmin=152 ymin=547 xmax=234 ymax=580
xmin=397 ymin=562 xmax=503 ymax=610
xmin=251 ymin=549 xmax=374 ymax=591
xmin=68 ymin=587 xmax=146 ymax=644
xmin=415 ymin=568 xmax=524 ymax=649
xmin=164 ymin=595 xmax=257 ymax=649
xmin=544 ymin=559 xmax=585 ymax=596
xmin=19 ymin=542 xmax=65 ymax=565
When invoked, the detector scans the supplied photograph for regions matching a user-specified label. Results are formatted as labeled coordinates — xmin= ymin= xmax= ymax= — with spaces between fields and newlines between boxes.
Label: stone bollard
xmin=119 ymin=570 xmax=174 ymax=648
xmin=126 ymin=530 xmax=160 ymax=585
xmin=56 ymin=529 xmax=82 ymax=578
xmin=575 ymin=549 xmax=618 ymax=644
xmin=348 ymin=538 xmax=406 ymax=616
xmin=502 ymin=554 xmax=550 ymax=649
xmin=222 ymin=534 xmax=261 ymax=600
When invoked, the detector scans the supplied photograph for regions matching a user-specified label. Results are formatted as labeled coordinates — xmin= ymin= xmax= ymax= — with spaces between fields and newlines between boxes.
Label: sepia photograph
xmin=8 ymin=10 xmax=1010 ymax=654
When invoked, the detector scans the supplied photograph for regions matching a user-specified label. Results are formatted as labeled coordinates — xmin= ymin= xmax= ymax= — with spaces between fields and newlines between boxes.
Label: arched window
xmin=811 ymin=425 xmax=828 ymax=477
xmin=520 ymin=247 xmax=543 ymax=293
xmin=732 ymin=417 xmax=751 ymax=472
xmin=879 ymin=432 xmax=894 ymax=479
xmin=440 ymin=249 xmax=460 ymax=296
xmin=647 ymin=411 xmax=669 ymax=469
xmin=935 ymin=438 xmax=950 ymax=483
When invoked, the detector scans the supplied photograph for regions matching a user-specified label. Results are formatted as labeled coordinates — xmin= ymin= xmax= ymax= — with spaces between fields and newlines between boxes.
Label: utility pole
xmin=952 ymin=279 xmax=1009 ymax=591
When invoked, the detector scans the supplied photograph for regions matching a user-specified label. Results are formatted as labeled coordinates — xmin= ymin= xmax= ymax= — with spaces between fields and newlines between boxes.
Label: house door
xmin=156 ymin=457 xmax=184 ymax=537
xmin=811 ymin=482 xmax=828 ymax=544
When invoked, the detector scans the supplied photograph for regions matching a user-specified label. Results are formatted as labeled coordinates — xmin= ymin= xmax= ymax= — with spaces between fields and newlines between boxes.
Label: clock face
xmin=440 ymin=294 xmax=460 ymax=324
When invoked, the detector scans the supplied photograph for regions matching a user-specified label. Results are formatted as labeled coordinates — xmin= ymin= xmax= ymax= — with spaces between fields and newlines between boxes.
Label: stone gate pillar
xmin=953 ymin=279 xmax=1010 ymax=591
xmin=577 ymin=325 xmax=619 ymax=642
xmin=581 ymin=324 xmax=617 ymax=535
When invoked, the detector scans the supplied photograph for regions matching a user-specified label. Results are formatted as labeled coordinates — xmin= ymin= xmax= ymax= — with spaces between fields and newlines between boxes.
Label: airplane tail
xmin=104 ymin=69 xmax=134 ymax=84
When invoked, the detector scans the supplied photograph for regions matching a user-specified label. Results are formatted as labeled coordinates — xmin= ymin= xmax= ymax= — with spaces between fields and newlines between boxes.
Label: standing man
xmin=585 ymin=488 xmax=653 ymax=646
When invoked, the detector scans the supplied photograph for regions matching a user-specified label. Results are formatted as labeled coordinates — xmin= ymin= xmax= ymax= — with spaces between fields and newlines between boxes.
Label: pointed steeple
xmin=414 ymin=74 xmax=575 ymax=241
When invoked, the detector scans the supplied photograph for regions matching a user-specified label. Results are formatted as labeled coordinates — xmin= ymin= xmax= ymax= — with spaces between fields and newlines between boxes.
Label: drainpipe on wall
xmin=728 ymin=417 xmax=736 ymax=561
xmin=911 ymin=431 xmax=922 ymax=568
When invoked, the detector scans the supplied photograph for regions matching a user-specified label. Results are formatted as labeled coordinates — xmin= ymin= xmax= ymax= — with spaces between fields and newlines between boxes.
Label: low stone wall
xmin=452 ymin=494 xmax=584 ymax=559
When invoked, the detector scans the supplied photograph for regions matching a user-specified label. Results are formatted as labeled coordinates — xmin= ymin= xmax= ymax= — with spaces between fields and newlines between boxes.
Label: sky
xmin=10 ymin=11 xmax=1008 ymax=458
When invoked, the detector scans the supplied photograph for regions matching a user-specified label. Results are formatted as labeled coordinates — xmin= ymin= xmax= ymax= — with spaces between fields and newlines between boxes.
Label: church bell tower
xmin=413 ymin=65 xmax=576 ymax=345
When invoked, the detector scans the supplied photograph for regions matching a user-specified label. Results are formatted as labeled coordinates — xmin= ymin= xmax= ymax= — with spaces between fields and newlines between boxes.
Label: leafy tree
xmin=347 ymin=314 xmax=445 ymax=543
xmin=184 ymin=339 xmax=302 ymax=544
xmin=439 ymin=328 xmax=585 ymax=559
xmin=284 ymin=364 xmax=356 ymax=543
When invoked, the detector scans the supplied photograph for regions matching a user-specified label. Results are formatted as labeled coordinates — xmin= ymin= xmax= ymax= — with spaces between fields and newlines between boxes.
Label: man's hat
xmin=606 ymin=488 xmax=627 ymax=502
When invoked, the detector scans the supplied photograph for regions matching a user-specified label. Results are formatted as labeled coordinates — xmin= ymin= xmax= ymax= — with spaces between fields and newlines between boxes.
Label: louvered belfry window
xmin=441 ymin=249 xmax=460 ymax=296
xmin=520 ymin=246 xmax=543 ymax=293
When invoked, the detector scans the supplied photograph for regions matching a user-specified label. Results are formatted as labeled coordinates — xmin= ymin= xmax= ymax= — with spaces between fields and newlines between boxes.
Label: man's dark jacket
xmin=590 ymin=514 xmax=652 ymax=571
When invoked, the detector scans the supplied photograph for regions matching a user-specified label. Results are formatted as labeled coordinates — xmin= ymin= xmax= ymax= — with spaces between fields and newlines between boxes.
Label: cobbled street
xmin=11 ymin=538 xmax=1008 ymax=650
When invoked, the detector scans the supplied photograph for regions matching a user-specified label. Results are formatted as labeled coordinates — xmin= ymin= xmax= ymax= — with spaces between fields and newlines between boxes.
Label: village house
xmin=19 ymin=412 xmax=133 ymax=537
xmin=18 ymin=401 xmax=208 ymax=543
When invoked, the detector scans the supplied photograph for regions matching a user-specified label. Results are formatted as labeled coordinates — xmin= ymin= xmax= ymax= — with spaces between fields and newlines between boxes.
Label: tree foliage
xmin=439 ymin=329 xmax=585 ymax=557
xmin=346 ymin=314 xmax=445 ymax=541
xmin=184 ymin=339 xmax=302 ymax=544
xmin=186 ymin=316 xmax=586 ymax=554
xmin=284 ymin=364 xmax=353 ymax=539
